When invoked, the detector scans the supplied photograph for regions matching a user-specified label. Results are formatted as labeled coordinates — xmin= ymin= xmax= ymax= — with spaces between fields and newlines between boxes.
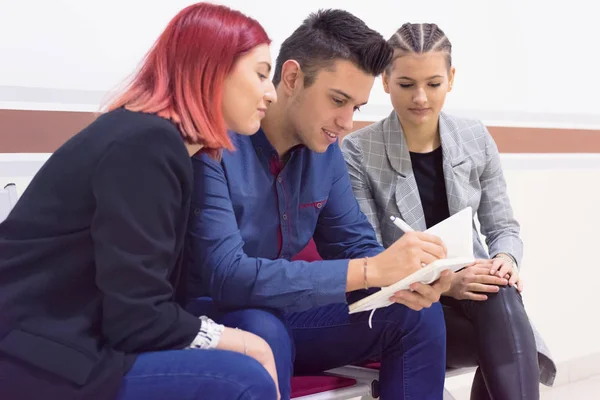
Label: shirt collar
xmin=249 ymin=128 xmax=306 ymax=160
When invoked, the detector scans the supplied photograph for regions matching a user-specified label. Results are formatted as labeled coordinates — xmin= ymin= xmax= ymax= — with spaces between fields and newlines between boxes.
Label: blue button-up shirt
xmin=186 ymin=129 xmax=383 ymax=313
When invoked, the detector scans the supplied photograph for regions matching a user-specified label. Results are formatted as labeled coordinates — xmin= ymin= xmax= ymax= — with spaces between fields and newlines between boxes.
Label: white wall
xmin=0 ymin=154 xmax=48 ymax=193
xmin=449 ymin=154 xmax=600 ymax=392
xmin=502 ymin=155 xmax=600 ymax=365
xmin=2 ymin=152 xmax=599 ymax=373
xmin=1 ymin=0 xmax=599 ymax=128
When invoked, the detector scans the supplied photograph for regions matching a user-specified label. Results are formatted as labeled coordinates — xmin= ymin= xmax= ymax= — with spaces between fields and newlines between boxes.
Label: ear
xmin=382 ymin=70 xmax=391 ymax=94
xmin=448 ymin=66 xmax=456 ymax=92
xmin=280 ymin=60 xmax=302 ymax=96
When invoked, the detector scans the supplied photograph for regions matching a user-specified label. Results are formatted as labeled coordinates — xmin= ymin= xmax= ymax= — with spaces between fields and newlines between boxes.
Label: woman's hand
xmin=217 ymin=327 xmax=280 ymax=399
xmin=490 ymin=254 xmax=523 ymax=292
xmin=444 ymin=259 xmax=509 ymax=300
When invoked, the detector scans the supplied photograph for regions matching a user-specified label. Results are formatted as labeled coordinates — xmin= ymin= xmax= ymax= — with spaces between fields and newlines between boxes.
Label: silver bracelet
xmin=494 ymin=253 xmax=516 ymax=266
xmin=188 ymin=316 xmax=225 ymax=350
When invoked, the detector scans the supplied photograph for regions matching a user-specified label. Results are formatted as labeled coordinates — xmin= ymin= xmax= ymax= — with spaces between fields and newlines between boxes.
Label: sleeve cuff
xmin=308 ymin=259 xmax=350 ymax=309
xmin=187 ymin=316 xmax=225 ymax=350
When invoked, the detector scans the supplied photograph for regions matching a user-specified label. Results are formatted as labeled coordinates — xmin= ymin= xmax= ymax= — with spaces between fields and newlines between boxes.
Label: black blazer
xmin=0 ymin=108 xmax=201 ymax=400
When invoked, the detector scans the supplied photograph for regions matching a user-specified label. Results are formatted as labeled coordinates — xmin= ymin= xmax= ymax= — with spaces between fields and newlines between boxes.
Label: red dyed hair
xmin=107 ymin=2 xmax=270 ymax=154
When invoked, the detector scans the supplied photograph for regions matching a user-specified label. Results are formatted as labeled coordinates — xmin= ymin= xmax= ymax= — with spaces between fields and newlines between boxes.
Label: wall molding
xmin=1 ymin=108 xmax=600 ymax=154
xmin=4 ymin=153 xmax=600 ymax=180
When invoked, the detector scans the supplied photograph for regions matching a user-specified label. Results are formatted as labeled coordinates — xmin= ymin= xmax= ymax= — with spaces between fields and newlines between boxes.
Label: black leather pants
xmin=442 ymin=286 xmax=540 ymax=400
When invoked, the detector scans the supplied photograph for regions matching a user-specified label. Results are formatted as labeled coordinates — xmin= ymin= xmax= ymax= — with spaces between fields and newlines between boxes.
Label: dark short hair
xmin=272 ymin=9 xmax=393 ymax=87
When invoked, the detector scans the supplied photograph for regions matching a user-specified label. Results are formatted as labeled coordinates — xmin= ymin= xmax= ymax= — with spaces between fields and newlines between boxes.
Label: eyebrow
xmin=259 ymin=61 xmax=272 ymax=72
xmin=396 ymin=75 xmax=444 ymax=80
xmin=330 ymin=89 xmax=368 ymax=106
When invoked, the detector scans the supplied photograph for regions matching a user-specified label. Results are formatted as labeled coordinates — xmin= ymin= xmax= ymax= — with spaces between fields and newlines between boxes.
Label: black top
xmin=409 ymin=146 xmax=451 ymax=228
xmin=0 ymin=108 xmax=200 ymax=400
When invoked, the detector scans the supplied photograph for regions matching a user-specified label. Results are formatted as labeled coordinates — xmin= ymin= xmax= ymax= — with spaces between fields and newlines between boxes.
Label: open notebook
xmin=349 ymin=207 xmax=475 ymax=315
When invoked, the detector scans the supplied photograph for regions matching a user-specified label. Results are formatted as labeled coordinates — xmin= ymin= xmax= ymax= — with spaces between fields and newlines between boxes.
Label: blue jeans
xmin=187 ymin=294 xmax=447 ymax=400
xmin=116 ymin=349 xmax=278 ymax=400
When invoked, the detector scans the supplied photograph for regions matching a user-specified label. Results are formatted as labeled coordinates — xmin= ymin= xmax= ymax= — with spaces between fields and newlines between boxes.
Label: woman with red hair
xmin=0 ymin=3 xmax=278 ymax=400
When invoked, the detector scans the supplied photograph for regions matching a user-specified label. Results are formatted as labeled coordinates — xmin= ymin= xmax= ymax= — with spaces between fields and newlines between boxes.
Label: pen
xmin=390 ymin=216 xmax=427 ymax=269
xmin=390 ymin=215 xmax=414 ymax=233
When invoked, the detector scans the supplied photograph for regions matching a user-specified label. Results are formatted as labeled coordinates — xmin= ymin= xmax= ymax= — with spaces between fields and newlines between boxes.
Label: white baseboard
xmin=551 ymin=352 xmax=600 ymax=388
xmin=444 ymin=352 xmax=600 ymax=399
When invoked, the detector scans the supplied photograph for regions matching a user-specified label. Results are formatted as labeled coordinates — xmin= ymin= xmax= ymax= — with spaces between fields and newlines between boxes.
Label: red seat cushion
xmin=291 ymin=375 xmax=358 ymax=398
xmin=362 ymin=361 xmax=381 ymax=370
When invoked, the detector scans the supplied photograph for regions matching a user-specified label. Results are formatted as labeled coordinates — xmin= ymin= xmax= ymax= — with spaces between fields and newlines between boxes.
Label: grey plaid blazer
xmin=341 ymin=110 xmax=556 ymax=386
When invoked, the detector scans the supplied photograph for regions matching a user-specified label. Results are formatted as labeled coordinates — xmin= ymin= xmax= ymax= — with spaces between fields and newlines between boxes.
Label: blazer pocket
xmin=452 ymin=159 xmax=473 ymax=182
xmin=452 ymin=159 xmax=480 ymax=202
xmin=0 ymin=329 xmax=98 ymax=386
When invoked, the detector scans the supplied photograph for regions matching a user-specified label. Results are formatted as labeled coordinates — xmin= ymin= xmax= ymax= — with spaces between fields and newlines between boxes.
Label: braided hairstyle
xmin=387 ymin=23 xmax=452 ymax=72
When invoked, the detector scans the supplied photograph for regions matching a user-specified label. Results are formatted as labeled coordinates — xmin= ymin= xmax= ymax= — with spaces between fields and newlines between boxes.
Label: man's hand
xmin=389 ymin=270 xmax=453 ymax=310
xmin=363 ymin=232 xmax=450 ymax=311
xmin=368 ymin=231 xmax=447 ymax=288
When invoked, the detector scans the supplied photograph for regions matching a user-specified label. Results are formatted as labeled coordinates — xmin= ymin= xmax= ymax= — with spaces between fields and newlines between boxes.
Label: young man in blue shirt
xmin=186 ymin=9 xmax=452 ymax=400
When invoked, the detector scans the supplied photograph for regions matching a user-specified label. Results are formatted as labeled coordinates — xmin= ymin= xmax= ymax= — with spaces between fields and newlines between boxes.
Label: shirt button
xmin=277 ymin=176 xmax=283 ymax=183
xmin=316 ymin=202 xmax=322 ymax=209
xmin=282 ymin=213 xmax=287 ymax=220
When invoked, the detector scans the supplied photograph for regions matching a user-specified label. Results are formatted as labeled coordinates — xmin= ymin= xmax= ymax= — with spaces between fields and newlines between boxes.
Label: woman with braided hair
xmin=342 ymin=22 xmax=556 ymax=400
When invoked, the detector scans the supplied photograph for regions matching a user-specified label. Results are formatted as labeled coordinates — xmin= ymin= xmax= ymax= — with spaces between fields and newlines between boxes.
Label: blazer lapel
xmin=382 ymin=111 xmax=427 ymax=231
xmin=439 ymin=112 xmax=472 ymax=215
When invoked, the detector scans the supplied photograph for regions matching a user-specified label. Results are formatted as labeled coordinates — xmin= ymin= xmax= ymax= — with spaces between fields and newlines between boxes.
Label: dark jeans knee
xmin=221 ymin=308 xmax=294 ymax=399
xmin=375 ymin=302 xmax=447 ymax=398
xmin=185 ymin=298 xmax=293 ymax=355
xmin=235 ymin=353 xmax=279 ymax=400
xmin=382 ymin=301 xmax=446 ymax=351
xmin=406 ymin=302 xmax=446 ymax=340
xmin=221 ymin=308 xmax=293 ymax=353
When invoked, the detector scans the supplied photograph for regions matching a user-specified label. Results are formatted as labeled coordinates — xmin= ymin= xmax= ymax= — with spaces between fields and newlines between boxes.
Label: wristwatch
xmin=494 ymin=253 xmax=517 ymax=267
xmin=188 ymin=316 xmax=225 ymax=350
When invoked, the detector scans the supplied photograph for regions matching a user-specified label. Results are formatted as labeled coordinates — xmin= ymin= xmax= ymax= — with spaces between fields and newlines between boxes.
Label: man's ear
xmin=280 ymin=60 xmax=302 ymax=96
